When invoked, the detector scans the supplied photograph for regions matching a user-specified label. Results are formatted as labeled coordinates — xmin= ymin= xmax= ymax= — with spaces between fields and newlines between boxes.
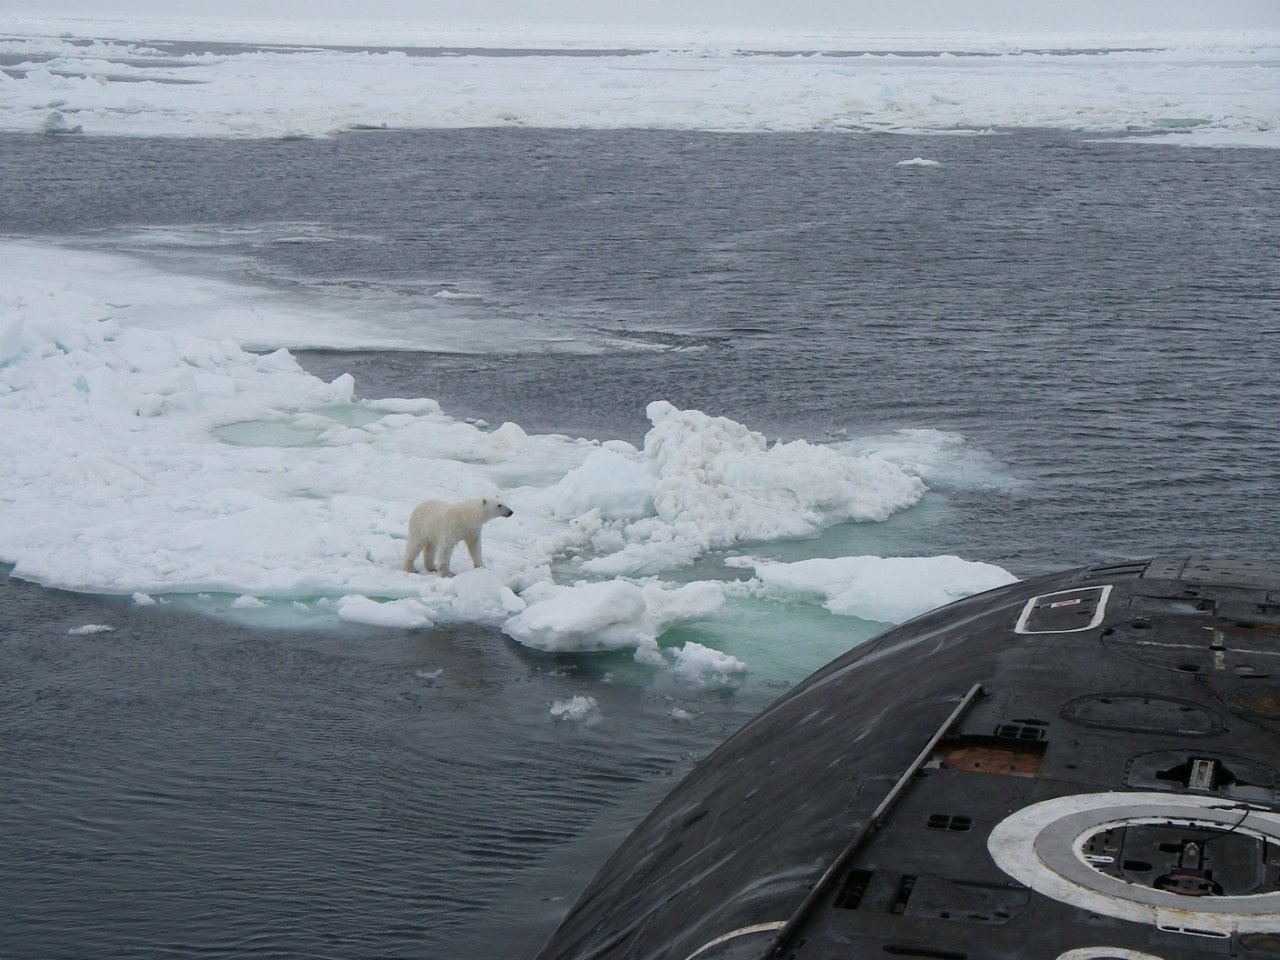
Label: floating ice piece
xmin=336 ymin=595 xmax=434 ymax=629
xmin=502 ymin=581 xmax=649 ymax=653
xmin=501 ymin=580 xmax=725 ymax=657
xmin=40 ymin=110 xmax=82 ymax=135
xmin=230 ymin=594 xmax=266 ymax=609
xmin=550 ymin=695 xmax=599 ymax=722
xmin=67 ymin=623 xmax=115 ymax=635
xmin=669 ymin=641 xmax=747 ymax=687
xmin=726 ymin=553 xmax=1018 ymax=623
xmin=896 ymin=157 xmax=941 ymax=167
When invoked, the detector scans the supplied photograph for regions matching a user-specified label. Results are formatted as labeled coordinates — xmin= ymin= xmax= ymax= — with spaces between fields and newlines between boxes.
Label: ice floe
xmin=0 ymin=17 xmax=1276 ymax=146
xmin=0 ymin=238 xmax=1018 ymax=677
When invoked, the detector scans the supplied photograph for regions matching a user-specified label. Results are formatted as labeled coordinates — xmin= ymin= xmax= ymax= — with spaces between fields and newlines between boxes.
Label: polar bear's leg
xmin=422 ymin=535 xmax=439 ymax=573
xmin=436 ymin=536 xmax=458 ymax=577
xmin=464 ymin=533 xmax=484 ymax=570
xmin=402 ymin=533 xmax=422 ymax=573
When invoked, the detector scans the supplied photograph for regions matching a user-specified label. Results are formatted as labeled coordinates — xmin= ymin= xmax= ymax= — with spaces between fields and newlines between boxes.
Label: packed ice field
xmin=1 ymin=15 xmax=1277 ymax=145
xmin=2 ymin=14 xmax=1276 ymax=689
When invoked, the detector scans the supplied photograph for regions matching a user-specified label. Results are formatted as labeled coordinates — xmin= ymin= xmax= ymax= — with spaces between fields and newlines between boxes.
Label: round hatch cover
xmin=988 ymin=792 xmax=1280 ymax=937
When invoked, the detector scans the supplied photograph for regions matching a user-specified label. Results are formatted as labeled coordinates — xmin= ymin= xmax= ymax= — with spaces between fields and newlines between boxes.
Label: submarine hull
xmin=534 ymin=557 xmax=1280 ymax=960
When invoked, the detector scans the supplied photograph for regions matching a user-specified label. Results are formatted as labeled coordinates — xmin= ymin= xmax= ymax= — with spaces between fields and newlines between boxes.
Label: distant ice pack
xmin=0 ymin=17 xmax=1276 ymax=147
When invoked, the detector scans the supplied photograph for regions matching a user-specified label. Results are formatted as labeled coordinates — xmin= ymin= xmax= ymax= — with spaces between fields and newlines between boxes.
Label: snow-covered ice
xmin=725 ymin=554 xmax=1020 ymax=623
xmin=669 ymin=641 xmax=747 ymax=687
xmin=337 ymin=595 xmax=435 ymax=629
xmin=501 ymin=580 xmax=726 ymax=665
xmin=0 ymin=16 xmax=1276 ymax=146
xmin=896 ymin=157 xmax=941 ymax=167
xmin=0 ymin=238 xmax=1019 ymax=677
xmin=0 ymin=240 xmax=593 ymax=356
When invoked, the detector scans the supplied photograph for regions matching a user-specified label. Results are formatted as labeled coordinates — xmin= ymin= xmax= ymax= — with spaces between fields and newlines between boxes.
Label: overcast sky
xmin=24 ymin=0 xmax=1280 ymax=33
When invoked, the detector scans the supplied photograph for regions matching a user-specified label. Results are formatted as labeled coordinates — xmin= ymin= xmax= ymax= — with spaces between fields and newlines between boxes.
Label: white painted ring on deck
xmin=681 ymin=920 xmax=787 ymax=960
xmin=987 ymin=791 xmax=1280 ymax=937
xmin=1054 ymin=950 xmax=1165 ymax=960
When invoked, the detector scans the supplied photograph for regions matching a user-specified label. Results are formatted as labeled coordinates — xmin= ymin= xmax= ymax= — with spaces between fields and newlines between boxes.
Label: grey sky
xmin=26 ymin=0 xmax=1280 ymax=32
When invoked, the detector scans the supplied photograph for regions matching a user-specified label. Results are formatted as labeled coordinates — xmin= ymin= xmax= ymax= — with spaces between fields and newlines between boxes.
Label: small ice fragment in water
xmin=230 ymin=595 xmax=266 ymax=609
xmin=670 ymin=642 xmax=746 ymax=687
xmin=132 ymin=593 xmax=157 ymax=606
xmin=668 ymin=707 xmax=697 ymax=721
xmin=550 ymin=695 xmax=599 ymax=722
xmin=42 ymin=111 xmax=82 ymax=135
xmin=68 ymin=624 xmax=114 ymax=635
xmin=896 ymin=157 xmax=941 ymax=167
xmin=415 ymin=667 xmax=444 ymax=684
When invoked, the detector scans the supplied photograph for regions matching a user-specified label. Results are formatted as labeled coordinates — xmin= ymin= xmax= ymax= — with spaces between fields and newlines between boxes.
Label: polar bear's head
xmin=480 ymin=496 xmax=514 ymax=519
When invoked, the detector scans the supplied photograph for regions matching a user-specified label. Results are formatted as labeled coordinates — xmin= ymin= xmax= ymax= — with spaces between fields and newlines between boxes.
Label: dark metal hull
xmin=534 ymin=557 xmax=1280 ymax=960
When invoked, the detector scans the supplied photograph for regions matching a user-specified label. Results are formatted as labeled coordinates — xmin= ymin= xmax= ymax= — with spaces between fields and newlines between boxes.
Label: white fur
xmin=402 ymin=496 xmax=513 ymax=577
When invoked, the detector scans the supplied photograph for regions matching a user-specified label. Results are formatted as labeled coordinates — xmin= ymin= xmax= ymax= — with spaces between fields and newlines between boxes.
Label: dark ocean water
xmin=2 ymin=127 xmax=1279 ymax=958
xmin=1 ymin=575 xmax=757 ymax=960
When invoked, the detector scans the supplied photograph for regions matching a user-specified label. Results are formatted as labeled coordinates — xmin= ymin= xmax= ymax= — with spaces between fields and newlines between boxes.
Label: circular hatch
xmin=988 ymin=792 xmax=1280 ymax=937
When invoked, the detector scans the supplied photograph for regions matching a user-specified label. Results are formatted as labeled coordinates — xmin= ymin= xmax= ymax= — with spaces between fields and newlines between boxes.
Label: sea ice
xmin=39 ymin=109 xmax=81 ymax=135
xmin=896 ymin=157 xmax=941 ymax=167
xmin=500 ymin=580 xmax=725 ymax=660
xmin=669 ymin=641 xmax=747 ymax=687
xmin=0 ymin=239 xmax=1021 ymax=676
xmin=726 ymin=554 xmax=1020 ymax=623
xmin=831 ymin=429 xmax=1020 ymax=494
xmin=336 ymin=595 xmax=435 ymax=629
xmin=0 ymin=18 xmax=1276 ymax=147
xmin=67 ymin=623 xmax=115 ymax=635
xmin=554 ymin=402 xmax=927 ymax=578
xmin=549 ymin=695 xmax=600 ymax=722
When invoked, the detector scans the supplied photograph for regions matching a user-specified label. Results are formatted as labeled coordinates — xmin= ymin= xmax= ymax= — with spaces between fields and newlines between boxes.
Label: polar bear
xmin=401 ymin=496 xmax=514 ymax=577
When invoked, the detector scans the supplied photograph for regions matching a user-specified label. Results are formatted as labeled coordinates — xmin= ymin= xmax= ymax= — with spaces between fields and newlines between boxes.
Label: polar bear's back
xmin=408 ymin=499 xmax=452 ymax=528
xmin=408 ymin=497 xmax=493 ymax=539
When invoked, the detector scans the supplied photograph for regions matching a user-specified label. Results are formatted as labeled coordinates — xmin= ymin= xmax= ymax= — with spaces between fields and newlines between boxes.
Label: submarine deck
xmin=534 ymin=556 xmax=1280 ymax=960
